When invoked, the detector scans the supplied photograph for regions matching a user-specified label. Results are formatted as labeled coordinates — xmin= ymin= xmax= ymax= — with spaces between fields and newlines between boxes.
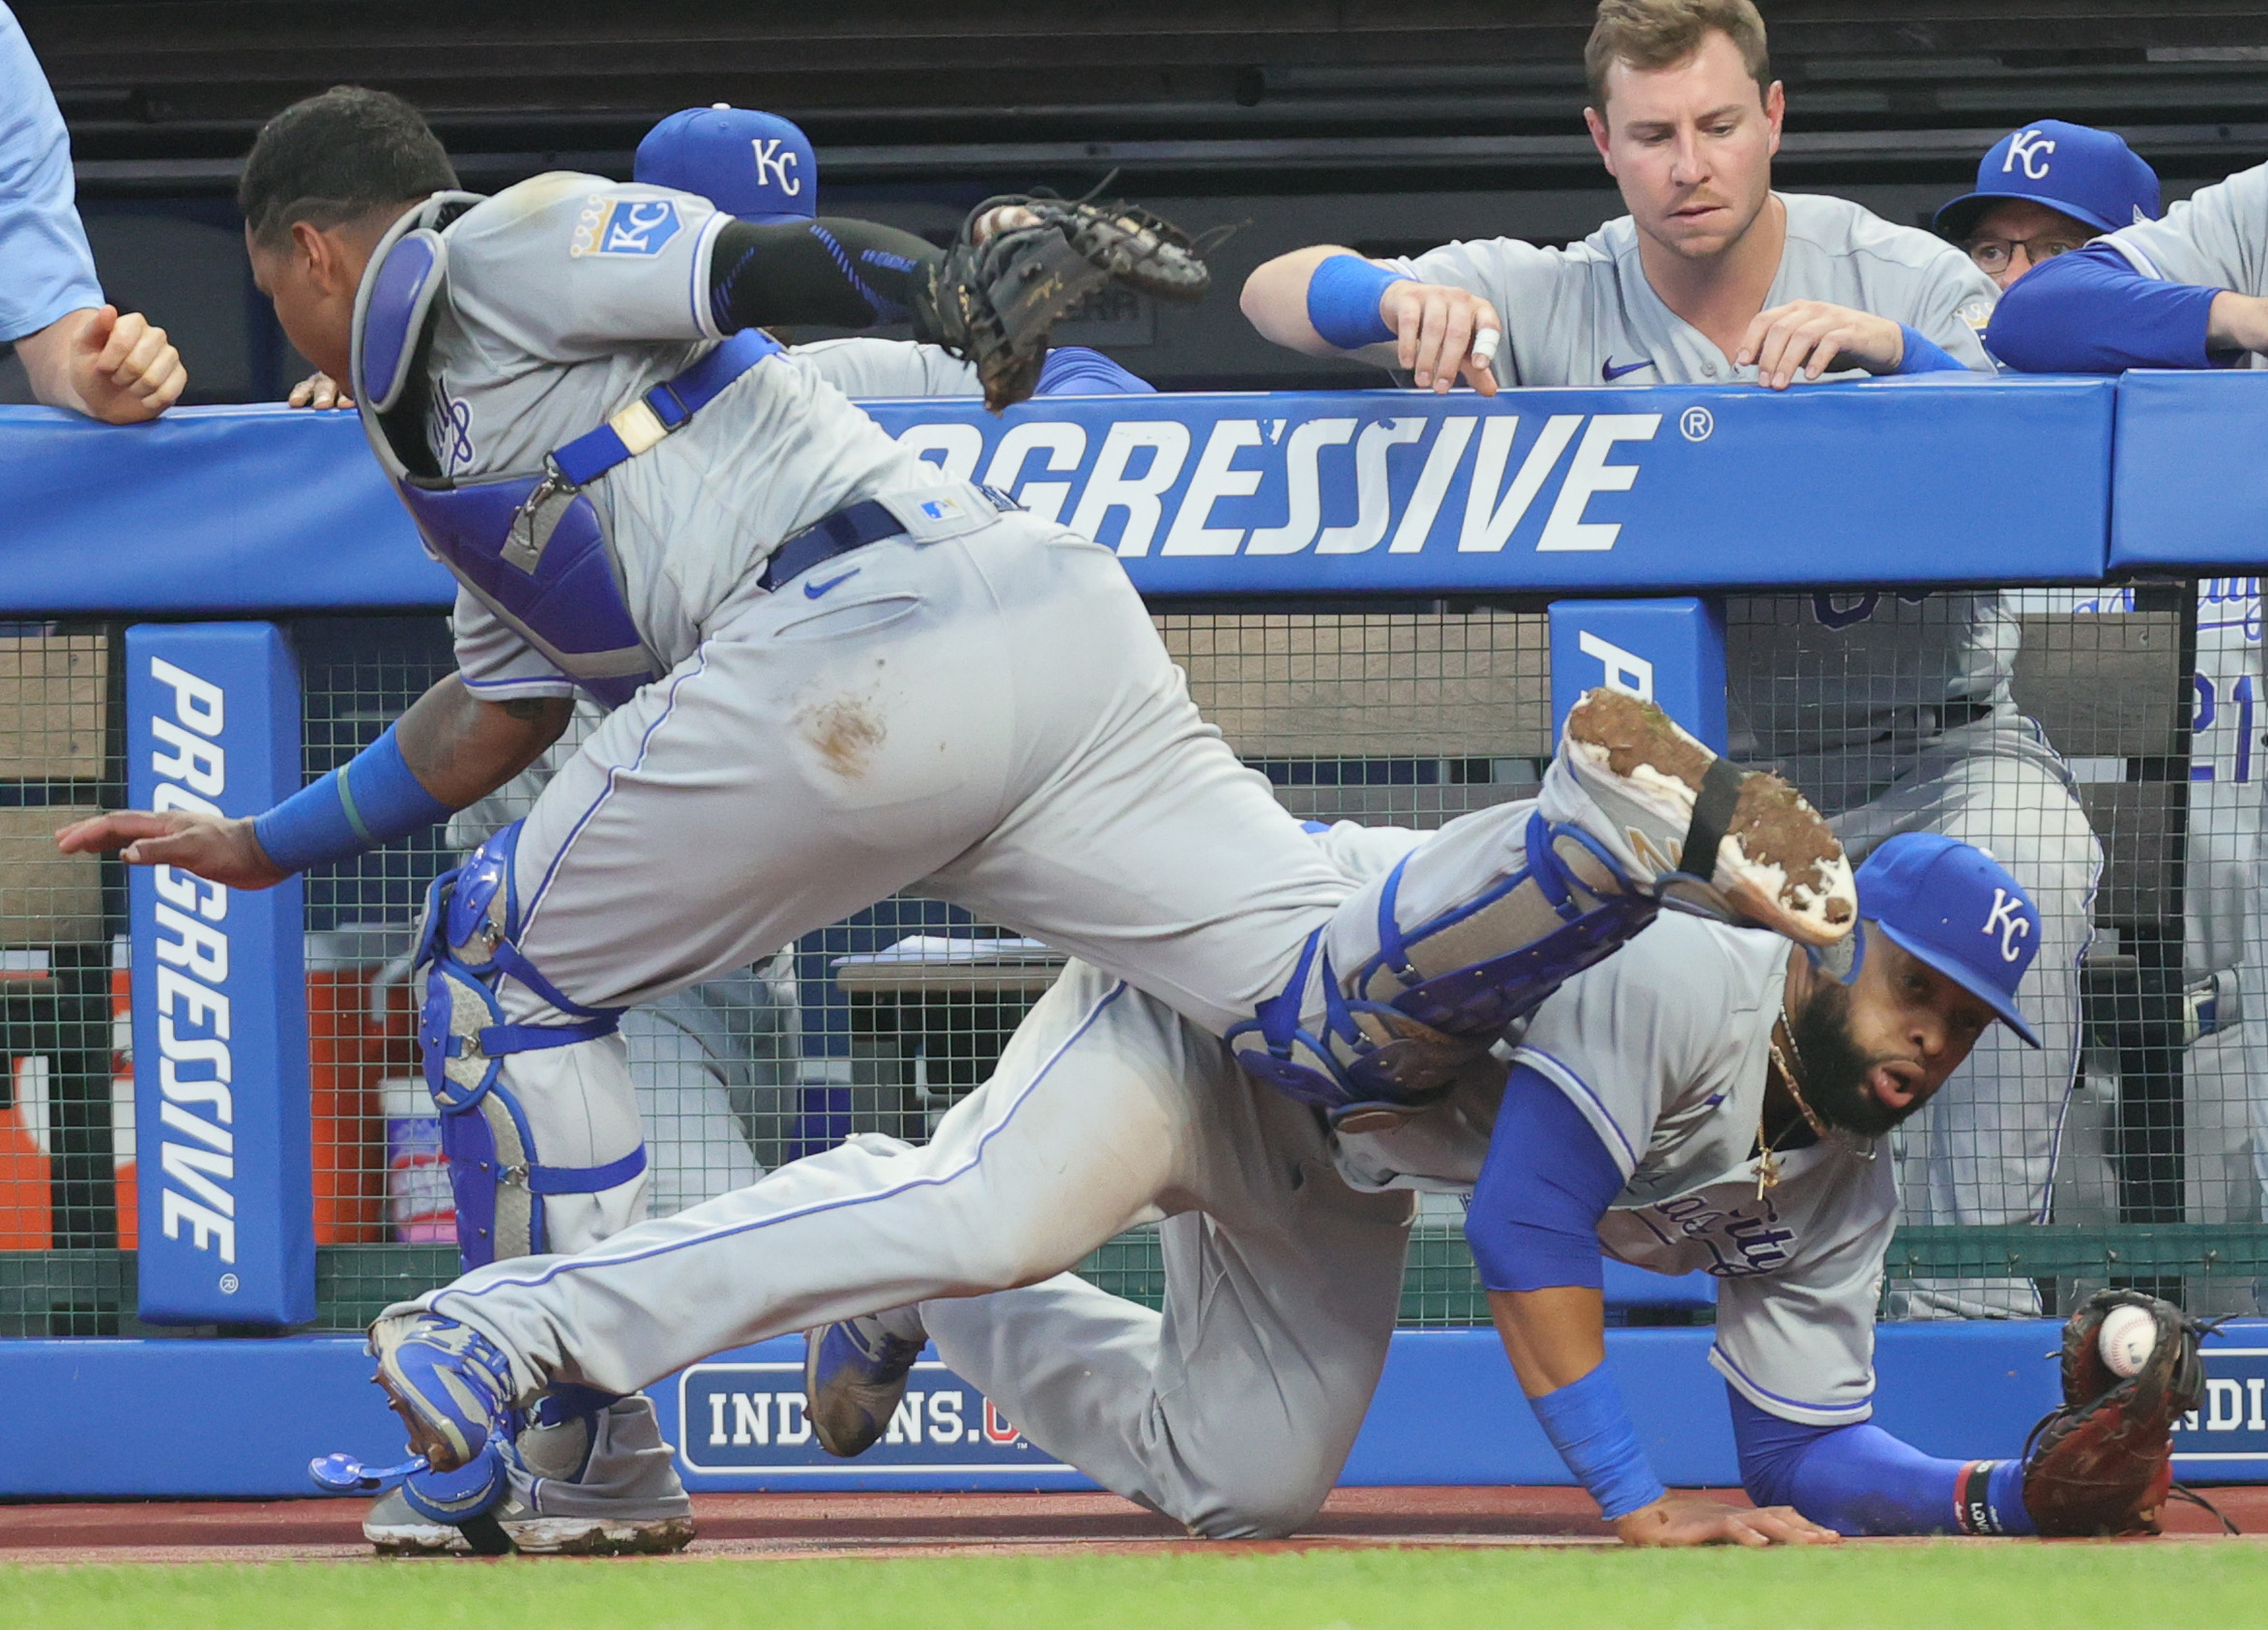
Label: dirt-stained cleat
xmin=368 ymin=1312 xmax=518 ymax=1474
xmin=1562 ymin=687 xmax=1855 ymax=947
xmin=804 ymin=1313 xmax=925 ymax=1459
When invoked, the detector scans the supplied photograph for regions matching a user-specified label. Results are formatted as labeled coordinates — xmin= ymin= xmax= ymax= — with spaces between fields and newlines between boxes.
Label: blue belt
xmin=548 ymin=329 xmax=780 ymax=489
xmin=760 ymin=486 xmax=1023 ymax=594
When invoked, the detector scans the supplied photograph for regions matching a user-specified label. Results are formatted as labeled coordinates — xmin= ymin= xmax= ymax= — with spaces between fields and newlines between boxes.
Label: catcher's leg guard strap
xmin=439 ymin=1073 xmax=648 ymax=1269
xmin=1231 ymin=811 xmax=1656 ymax=1114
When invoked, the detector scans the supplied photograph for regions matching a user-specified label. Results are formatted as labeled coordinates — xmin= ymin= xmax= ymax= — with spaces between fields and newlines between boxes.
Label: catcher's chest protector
xmin=350 ymin=200 xmax=779 ymax=707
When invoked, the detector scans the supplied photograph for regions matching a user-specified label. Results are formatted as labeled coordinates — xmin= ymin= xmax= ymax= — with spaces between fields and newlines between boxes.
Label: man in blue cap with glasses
xmin=1934 ymin=119 xmax=2162 ymax=295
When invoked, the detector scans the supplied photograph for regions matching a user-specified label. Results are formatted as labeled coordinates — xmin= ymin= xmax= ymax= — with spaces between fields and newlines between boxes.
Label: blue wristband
xmin=252 ymin=724 xmax=452 ymax=874
xmin=1306 ymin=254 xmax=1410 ymax=350
xmin=1894 ymin=323 xmax=1968 ymax=375
xmin=1530 ymin=1364 xmax=1667 ymax=1521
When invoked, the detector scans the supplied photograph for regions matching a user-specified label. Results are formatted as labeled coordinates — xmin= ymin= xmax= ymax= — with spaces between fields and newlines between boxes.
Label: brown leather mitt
xmin=917 ymin=194 xmax=1210 ymax=411
xmin=2021 ymin=1289 xmax=2209 ymax=1536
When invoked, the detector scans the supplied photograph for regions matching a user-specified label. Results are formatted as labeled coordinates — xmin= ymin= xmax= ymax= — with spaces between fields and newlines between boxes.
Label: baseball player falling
xmin=1242 ymin=0 xmax=2103 ymax=1317
xmin=58 ymin=86 xmax=1854 ymax=1551
xmin=800 ymin=835 xmax=2206 ymax=1548
xmin=305 ymin=688 xmax=1864 ymax=1554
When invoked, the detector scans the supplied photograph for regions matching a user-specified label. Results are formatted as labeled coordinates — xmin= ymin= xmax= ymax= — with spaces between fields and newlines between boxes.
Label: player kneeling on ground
xmin=803 ymin=837 xmax=2211 ymax=1545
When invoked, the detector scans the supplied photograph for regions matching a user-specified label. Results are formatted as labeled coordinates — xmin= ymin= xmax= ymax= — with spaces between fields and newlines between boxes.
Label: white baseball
xmin=2099 ymin=1304 xmax=2158 ymax=1379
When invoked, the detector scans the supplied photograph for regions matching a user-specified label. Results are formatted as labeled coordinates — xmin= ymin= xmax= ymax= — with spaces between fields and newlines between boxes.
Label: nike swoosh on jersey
xmin=803 ymin=568 xmax=861 ymax=599
xmin=1601 ymin=357 xmax=1656 ymax=381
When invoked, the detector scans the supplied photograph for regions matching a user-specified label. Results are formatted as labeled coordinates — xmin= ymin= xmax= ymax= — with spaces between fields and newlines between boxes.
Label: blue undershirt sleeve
xmin=1465 ymin=1063 xmax=1621 ymax=1294
xmin=1988 ymin=243 xmax=2228 ymax=373
xmin=1893 ymin=325 xmax=1966 ymax=374
xmin=1034 ymin=346 xmax=1154 ymax=395
xmin=1727 ymin=1386 xmax=2033 ymax=1536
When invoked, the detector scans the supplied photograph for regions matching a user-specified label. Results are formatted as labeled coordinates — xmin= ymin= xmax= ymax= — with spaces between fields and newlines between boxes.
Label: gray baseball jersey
xmin=2102 ymin=160 xmax=2268 ymax=297
xmin=1386 ymin=195 xmax=2009 ymax=782
xmin=1334 ymin=911 xmax=1897 ymax=1427
xmin=418 ymin=173 xmax=946 ymax=700
xmin=1390 ymin=192 xmax=1997 ymax=390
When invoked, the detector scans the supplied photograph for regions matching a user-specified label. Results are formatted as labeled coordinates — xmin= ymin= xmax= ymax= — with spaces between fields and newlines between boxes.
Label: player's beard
xmin=1788 ymin=978 xmax=1908 ymax=1141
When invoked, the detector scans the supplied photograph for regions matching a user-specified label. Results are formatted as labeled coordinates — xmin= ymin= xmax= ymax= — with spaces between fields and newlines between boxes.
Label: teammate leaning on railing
xmin=1241 ymin=0 xmax=2100 ymax=1319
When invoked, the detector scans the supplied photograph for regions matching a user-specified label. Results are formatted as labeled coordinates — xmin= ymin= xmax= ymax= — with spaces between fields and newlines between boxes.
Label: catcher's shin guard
xmin=1229 ymin=809 xmax=1655 ymax=1124
xmin=416 ymin=823 xmax=644 ymax=1269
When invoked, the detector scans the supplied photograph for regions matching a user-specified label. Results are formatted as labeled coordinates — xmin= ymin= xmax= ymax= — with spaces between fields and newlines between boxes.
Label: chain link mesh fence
xmin=5 ymin=594 xmax=2265 ymax=1335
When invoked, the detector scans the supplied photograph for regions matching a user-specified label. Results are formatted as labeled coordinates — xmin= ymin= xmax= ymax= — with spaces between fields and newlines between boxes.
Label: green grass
xmin=6 ymin=1545 xmax=2268 ymax=1630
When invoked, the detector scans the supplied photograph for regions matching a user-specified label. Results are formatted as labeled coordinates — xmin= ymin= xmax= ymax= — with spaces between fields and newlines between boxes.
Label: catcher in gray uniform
xmin=270 ymin=101 xmax=1162 ymax=1554
xmin=1241 ymin=0 xmax=2099 ymax=1317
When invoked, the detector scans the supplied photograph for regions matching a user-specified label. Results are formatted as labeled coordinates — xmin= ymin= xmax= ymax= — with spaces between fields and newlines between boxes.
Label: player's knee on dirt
xmin=417 ymin=823 xmax=647 ymax=1268
xmin=1178 ymin=1439 xmax=1341 ymax=1540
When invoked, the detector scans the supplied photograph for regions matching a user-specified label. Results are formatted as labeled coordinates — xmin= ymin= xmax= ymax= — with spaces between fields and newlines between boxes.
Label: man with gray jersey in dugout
xmin=1239 ymin=0 xmax=2101 ymax=1316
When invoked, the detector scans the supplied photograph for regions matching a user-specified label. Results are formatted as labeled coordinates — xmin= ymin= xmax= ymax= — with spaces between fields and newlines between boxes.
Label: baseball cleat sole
xmin=1564 ymin=688 xmax=1855 ymax=947
xmin=368 ymin=1315 xmax=506 ymax=1475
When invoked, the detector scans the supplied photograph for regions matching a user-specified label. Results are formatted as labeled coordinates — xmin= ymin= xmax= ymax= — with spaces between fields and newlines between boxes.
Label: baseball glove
xmin=2021 ymin=1289 xmax=2210 ymax=1536
xmin=920 ymin=193 xmax=1211 ymax=411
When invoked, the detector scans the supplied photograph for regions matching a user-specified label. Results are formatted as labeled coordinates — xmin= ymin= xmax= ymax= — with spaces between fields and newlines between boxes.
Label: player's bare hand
xmin=69 ymin=306 xmax=188 ymax=423
xmin=1736 ymin=302 xmax=1905 ymax=390
xmin=1614 ymin=1495 xmax=1842 ymax=1548
xmin=288 ymin=370 xmax=353 ymax=409
xmin=54 ymin=810 xmax=288 ymax=889
xmin=1380 ymin=279 xmax=1501 ymax=395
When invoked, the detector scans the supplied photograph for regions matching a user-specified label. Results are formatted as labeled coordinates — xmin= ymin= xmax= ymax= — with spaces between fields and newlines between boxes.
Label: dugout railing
xmin=5 ymin=373 xmax=2268 ymax=1486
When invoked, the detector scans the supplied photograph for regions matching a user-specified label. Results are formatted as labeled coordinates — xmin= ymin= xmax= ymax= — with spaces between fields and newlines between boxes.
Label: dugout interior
xmin=2 ymin=592 xmax=2259 ymax=1337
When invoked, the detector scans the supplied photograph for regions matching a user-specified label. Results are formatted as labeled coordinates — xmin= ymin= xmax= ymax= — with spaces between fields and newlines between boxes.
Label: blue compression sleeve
xmin=252 ymin=724 xmax=453 ymax=874
xmin=1728 ymin=1387 xmax=2033 ymax=1536
xmin=1532 ymin=1365 xmax=1668 ymax=1520
xmin=1893 ymin=324 xmax=1966 ymax=374
xmin=1466 ymin=1063 xmax=1622 ymax=1293
xmin=1305 ymin=254 xmax=1410 ymax=349
xmin=1988 ymin=243 xmax=2227 ymax=373
xmin=1034 ymin=346 xmax=1154 ymax=395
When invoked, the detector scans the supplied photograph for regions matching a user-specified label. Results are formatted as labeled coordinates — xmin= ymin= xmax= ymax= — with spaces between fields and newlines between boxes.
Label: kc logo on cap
xmin=635 ymin=106 xmax=820 ymax=225
xmin=1982 ymin=887 xmax=2034 ymax=963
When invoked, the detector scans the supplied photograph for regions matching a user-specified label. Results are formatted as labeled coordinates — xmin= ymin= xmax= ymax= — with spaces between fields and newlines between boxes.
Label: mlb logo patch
xmin=919 ymin=497 xmax=963 ymax=521
xmin=572 ymin=197 xmax=684 ymax=259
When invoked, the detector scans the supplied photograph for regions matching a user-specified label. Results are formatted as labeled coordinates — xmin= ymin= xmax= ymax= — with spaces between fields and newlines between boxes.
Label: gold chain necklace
xmin=1757 ymin=1015 xmax=1830 ymax=1199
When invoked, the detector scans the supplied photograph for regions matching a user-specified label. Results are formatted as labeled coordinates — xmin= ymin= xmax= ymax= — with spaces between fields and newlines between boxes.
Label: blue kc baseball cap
xmin=1853 ymin=832 xmax=2043 ymax=1048
xmin=1934 ymin=119 xmax=2161 ymax=243
xmin=635 ymin=105 xmax=816 ymax=224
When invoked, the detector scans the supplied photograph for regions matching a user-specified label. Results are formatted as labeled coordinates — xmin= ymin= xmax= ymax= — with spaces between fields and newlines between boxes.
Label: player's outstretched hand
xmin=1379 ymin=279 xmax=1501 ymax=395
xmin=287 ymin=370 xmax=353 ymax=409
xmin=1736 ymin=301 xmax=1905 ymax=390
xmin=69 ymin=306 xmax=188 ymax=423
xmin=1614 ymin=1494 xmax=1842 ymax=1548
xmin=54 ymin=810 xmax=288 ymax=890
